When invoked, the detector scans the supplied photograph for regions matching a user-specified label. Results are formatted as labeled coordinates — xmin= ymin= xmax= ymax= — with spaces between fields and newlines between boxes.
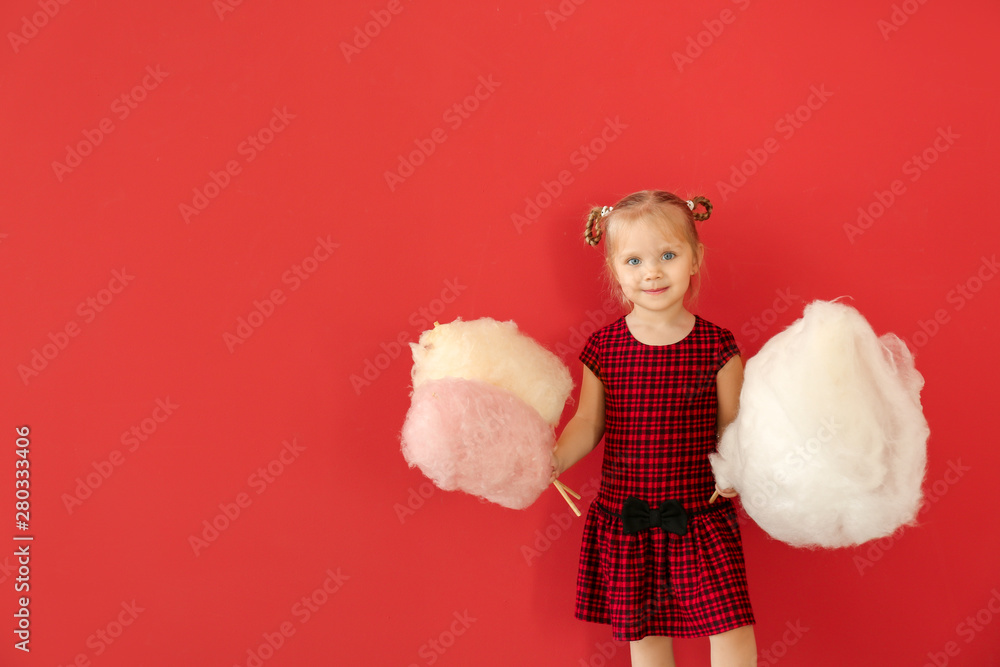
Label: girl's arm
xmin=714 ymin=354 xmax=744 ymax=498
xmin=550 ymin=365 xmax=606 ymax=481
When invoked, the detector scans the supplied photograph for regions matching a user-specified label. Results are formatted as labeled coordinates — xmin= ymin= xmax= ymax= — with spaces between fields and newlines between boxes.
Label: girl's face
xmin=611 ymin=214 xmax=703 ymax=316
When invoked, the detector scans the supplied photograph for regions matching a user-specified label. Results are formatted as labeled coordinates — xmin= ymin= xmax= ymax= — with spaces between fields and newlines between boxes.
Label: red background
xmin=2 ymin=0 xmax=999 ymax=665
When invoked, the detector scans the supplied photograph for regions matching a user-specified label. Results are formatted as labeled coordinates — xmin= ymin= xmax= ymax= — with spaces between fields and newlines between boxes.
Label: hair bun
xmin=690 ymin=195 xmax=712 ymax=222
xmin=584 ymin=207 xmax=605 ymax=246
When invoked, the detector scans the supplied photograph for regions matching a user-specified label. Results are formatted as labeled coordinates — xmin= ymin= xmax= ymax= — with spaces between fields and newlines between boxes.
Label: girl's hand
xmin=714 ymin=483 xmax=738 ymax=499
xmin=549 ymin=448 xmax=563 ymax=484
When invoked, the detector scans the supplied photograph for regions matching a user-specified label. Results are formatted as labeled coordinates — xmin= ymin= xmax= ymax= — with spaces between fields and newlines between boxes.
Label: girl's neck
xmin=625 ymin=306 xmax=696 ymax=346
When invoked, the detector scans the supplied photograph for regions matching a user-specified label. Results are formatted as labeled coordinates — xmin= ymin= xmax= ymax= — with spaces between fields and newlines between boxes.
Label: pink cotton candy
xmin=401 ymin=377 xmax=555 ymax=510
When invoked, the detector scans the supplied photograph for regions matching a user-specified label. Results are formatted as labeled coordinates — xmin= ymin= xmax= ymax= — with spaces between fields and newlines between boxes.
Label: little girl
xmin=551 ymin=190 xmax=757 ymax=667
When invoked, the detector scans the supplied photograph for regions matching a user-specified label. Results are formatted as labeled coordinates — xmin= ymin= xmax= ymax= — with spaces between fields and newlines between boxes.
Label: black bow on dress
xmin=621 ymin=497 xmax=689 ymax=536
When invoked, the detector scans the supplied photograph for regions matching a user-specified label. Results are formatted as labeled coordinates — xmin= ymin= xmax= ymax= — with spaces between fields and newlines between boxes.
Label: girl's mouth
xmin=644 ymin=287 xmax=668 ymax=295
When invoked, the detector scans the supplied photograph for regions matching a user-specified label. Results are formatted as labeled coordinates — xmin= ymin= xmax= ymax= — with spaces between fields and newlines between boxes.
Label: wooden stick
xmin=557 ymin=480 xmax=581 ymax=500
xmin=553 ymin=480 xmax=581 ymax=517
xmin=709 ymin=490 xmax=720 ymax=504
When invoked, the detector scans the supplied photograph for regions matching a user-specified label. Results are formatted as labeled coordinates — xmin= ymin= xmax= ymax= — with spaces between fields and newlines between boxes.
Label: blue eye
xmin=626 ymin=258 xmax=640 ymax=266
xmin=662 ymin=252 xmax=676 ymax=260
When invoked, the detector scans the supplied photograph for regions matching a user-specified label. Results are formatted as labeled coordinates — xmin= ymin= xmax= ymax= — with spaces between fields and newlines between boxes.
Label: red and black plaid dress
xmin=574 ymin=314 xmax=755 ymax=641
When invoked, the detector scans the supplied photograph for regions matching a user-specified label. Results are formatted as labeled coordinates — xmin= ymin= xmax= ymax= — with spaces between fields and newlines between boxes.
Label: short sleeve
xmin=718 ymin=327 xmax=741 ymax=372
xmin=579 ymin=331 xmax=602 ymax=381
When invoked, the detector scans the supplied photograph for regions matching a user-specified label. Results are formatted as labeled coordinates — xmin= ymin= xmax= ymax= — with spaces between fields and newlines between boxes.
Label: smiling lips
xmin=644 ymin=287 xmax=668 ymax=294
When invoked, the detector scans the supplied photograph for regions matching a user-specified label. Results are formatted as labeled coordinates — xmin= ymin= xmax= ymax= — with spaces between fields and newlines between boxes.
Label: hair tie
xmin=601 ymin=206 xmax=613 ymax=217
xmin=686 ymin=200 xmax=695 ymax=210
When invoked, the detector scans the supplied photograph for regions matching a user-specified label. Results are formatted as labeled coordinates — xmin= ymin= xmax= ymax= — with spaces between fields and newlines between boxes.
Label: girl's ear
xmin=692 ymin=242 xmax=705 ymax=274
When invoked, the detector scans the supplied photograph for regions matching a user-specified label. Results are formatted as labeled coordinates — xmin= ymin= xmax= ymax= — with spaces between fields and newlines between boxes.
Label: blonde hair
xmin=583 ymin=190 xmax=712 ymax=310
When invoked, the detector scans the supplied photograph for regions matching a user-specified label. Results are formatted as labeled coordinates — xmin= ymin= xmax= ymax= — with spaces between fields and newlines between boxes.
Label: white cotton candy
xmin=709 ymin=300 xmax=929 ymax=548
xmin=410 ymin=317 xmax=573 ymax=426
